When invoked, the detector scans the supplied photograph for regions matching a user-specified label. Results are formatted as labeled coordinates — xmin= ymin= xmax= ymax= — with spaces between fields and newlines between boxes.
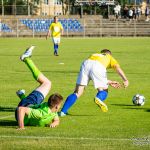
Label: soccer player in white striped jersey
xmin=59 ymin=49 xmax=129 ymax=116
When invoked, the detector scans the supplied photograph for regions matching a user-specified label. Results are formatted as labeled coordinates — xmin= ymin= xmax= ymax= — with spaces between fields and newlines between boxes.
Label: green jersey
xmin=24 ymin=102 xmax=58 ymax=127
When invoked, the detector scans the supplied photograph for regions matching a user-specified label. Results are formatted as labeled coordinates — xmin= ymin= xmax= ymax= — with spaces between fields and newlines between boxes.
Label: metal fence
xmin=0 ymin=17 xmax=150 ymax=37
xmin=0 ymin=5 xmax=34 ymax=16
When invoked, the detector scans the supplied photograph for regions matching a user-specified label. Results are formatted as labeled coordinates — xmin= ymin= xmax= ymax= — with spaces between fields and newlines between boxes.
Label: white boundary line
xmin=0 ymin=135 xmax=132 ymax=141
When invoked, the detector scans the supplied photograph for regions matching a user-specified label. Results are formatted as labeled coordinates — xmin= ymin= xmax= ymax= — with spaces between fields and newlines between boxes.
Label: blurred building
xmin=0 ymin=0 xmax=150 ymax=16
xmin=0 ymin=0 xmax=63 ymax=16
xmin=35 ymin=0 xmax=63 ymax=16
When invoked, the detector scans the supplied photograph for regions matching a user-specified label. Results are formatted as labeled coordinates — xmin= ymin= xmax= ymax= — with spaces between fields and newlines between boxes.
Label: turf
xmin=0 ymin=38 xmax=150 ymax=150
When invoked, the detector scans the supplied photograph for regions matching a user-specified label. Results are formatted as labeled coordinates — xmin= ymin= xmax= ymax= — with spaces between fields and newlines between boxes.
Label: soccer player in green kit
xmin=15 ymin=46 xmax=63 ymax=130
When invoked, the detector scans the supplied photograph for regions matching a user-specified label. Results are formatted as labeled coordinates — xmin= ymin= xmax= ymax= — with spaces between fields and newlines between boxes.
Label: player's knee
xmin=74 ymin=90 xmax=83 ymax=98
xmin=74 ymin=93 xmax=80 ymax=98
xmin=46 ymin=80 xmax=51 ymax=89
xmin=74 ymin=89 xmax=84 ymax=98
xmin=43 ymin=79 xmax=51 ymax=90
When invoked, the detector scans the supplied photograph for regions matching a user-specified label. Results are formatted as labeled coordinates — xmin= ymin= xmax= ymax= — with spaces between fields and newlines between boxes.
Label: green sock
xmin=24 ymin=58 xmax=41 ymax=80
xmin=18 ymin=93 xmax=26 ymax=100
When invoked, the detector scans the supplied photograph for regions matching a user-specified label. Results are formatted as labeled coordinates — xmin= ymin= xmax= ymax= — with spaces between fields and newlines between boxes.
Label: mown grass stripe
xmin=0 ymin=115 xmax=14 ymax=119
xmin=0 ymin=135 xmax=132 ymax=141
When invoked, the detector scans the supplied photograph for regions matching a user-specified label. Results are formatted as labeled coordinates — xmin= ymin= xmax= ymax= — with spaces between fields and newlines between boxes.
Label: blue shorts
xmin=15 ymin=90 xmax=44 ymax=121
xmin=18 ymin=90 xmax=44 ymax=107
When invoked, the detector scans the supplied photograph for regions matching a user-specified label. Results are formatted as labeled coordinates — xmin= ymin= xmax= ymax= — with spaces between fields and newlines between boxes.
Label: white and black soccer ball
xmin=132 ymin=94 xmax=145 ymax=106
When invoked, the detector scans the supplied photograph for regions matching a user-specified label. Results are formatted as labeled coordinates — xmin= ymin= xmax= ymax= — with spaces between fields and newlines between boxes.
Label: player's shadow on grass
xmin=16 ymin=70 xmax=79 ymax=74
xmin=42 ymin=70 xmax=78 ymax=74
xmin=111 ymin=104 xmax=133 ymax=107
xmin=0 ymin=106 xmax=15 ymax=112
xmin=145 ymin=109 xmax=150 ymax=112
xmin=0 ymin=120 xmax=17 ymax=126
xmin=66 ymin=113 xmax=96 ymax=116
xmin=111 ymin=104 xmax=149 ymax=111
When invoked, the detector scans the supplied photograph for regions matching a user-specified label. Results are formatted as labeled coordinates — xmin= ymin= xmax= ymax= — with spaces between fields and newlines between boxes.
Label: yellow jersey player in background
xmin=46 ymin=16 xmax=63 ymax=56
xmin=59 ymin=49 xmax=129 ymax=116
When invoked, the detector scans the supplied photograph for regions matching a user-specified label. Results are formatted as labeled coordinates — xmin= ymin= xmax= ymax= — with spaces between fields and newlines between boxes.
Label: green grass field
xmin=0 ymin=38 xmax=150 ymax=150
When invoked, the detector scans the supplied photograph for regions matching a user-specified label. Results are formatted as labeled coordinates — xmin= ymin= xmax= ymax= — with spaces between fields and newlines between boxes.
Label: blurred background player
xmin=15 ymin=46 xmax=63 ymax=129
xmin=59 ymin=49 xmax=129 ymax=116
xmin=46 ymin=16 xmax=63 ymax=56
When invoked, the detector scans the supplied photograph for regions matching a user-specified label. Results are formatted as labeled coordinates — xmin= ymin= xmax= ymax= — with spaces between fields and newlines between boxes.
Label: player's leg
xmin=56 ymin=37 xmax=60 ymax=56
xmin=52 ymin=37 xmax=56 ymax=55
xmin=91 ymin=61 xmax=108 ymax=112
xmin=54 ymin=44 xmax=58 ymax=56
xmin=95 ymin=89 xmax=108 ymax=112
xmin=20 ymin=46 xmax=51 ymax=99
xmin=54 ymin=44 xmax=57 ymax=56
xmin=53 ymin=37 xmax=59 ymax=56
xmin=59 ymin=60 xmax=89 ymax=116
xmin=59 ymin=84 xmax=85 ymax=116
xmin=54 ymin=38 xmax=60 ymax=56
xmin=35 ymin=74 xmax=51 ymax=98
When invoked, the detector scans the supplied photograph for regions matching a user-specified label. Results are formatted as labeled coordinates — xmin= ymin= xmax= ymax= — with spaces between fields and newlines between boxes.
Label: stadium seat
xmin=20 ymin=18 xmax=83 ymax=33
xmin=0 ymin=23 xmax=12 ymax=32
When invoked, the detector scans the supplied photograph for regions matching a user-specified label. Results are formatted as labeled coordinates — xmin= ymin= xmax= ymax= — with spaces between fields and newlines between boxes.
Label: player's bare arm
xmin=114 ymin=65 xmax=129 ymax=88
xmin=46 ymin=30 xmax=51 ymax=40
xmin=108 ymin=80 xmax=121 ymax=88
xmin=49 ymin=116 xmax=60 ymax=128
xmin=17 ymin=107 xmax=30 ymax=130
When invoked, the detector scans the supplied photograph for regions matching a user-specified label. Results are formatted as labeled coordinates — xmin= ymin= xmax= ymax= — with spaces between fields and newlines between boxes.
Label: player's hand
xmin=109 ymin=81 xmax=121 ymax=88
xmin=49 ymin=119 xmax=59 ymax=128
xmin=17 ymin=127 xmax=25 ymax=130
xmin=123 ymin=80 xmax=129 ymax=88
xmin=50 ymin=123 xmax=57 ymax=128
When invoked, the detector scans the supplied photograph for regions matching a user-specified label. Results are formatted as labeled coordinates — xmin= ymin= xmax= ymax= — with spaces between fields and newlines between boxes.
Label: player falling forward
xmin=46 ymin=16 xmax=63 ymax=56
xmin=59 ymin=49 xmax=129 ymax=116
xmin=15 ymin=46 xmax=63 ymax=130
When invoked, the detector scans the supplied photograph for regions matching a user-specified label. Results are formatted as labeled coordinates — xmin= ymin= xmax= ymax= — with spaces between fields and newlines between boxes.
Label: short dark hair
xmin=54 ymin=16 xmax=58 ymax=19
xmin=100 ymin=49 xmax=112 ymax=55
xmin=48 ymin=93 xmax=63 ymax=107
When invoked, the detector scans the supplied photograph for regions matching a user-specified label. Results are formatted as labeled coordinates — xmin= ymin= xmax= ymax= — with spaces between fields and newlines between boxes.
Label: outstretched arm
xmin=114 ymin=65 xmax=129 ymax=88
xmin=17 ymin=107 xmax=30 ymax=130
xmin=108 ymin=80 xmax=121 ymax=88
xmin=49 ymin=116 xmax=60 ymax=128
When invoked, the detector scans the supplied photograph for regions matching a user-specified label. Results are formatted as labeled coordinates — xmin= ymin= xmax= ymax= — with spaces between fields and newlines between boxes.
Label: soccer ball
xmin=132 ymin=94 xmax=145 ymax=106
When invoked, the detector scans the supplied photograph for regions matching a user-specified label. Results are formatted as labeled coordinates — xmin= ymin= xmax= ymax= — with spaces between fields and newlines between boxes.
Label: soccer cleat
xmin=20 ymin=45 xmax=35 ymax=61
xmin=95 ymin=97 xmax=108 ymax=112
xmin=58 ymin=111 xmax=67 ymax=117
xmin=54 ymin=52 xmax=59 ymax=56
xmin=16 ymin=89 xmax=26 ymax=100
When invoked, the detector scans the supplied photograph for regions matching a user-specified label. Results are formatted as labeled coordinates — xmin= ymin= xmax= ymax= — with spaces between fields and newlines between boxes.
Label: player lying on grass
xmin=59 ymin=49 xmax=129 ymax=116
xmin=15 ymin=46 xmax=63 ymax=130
